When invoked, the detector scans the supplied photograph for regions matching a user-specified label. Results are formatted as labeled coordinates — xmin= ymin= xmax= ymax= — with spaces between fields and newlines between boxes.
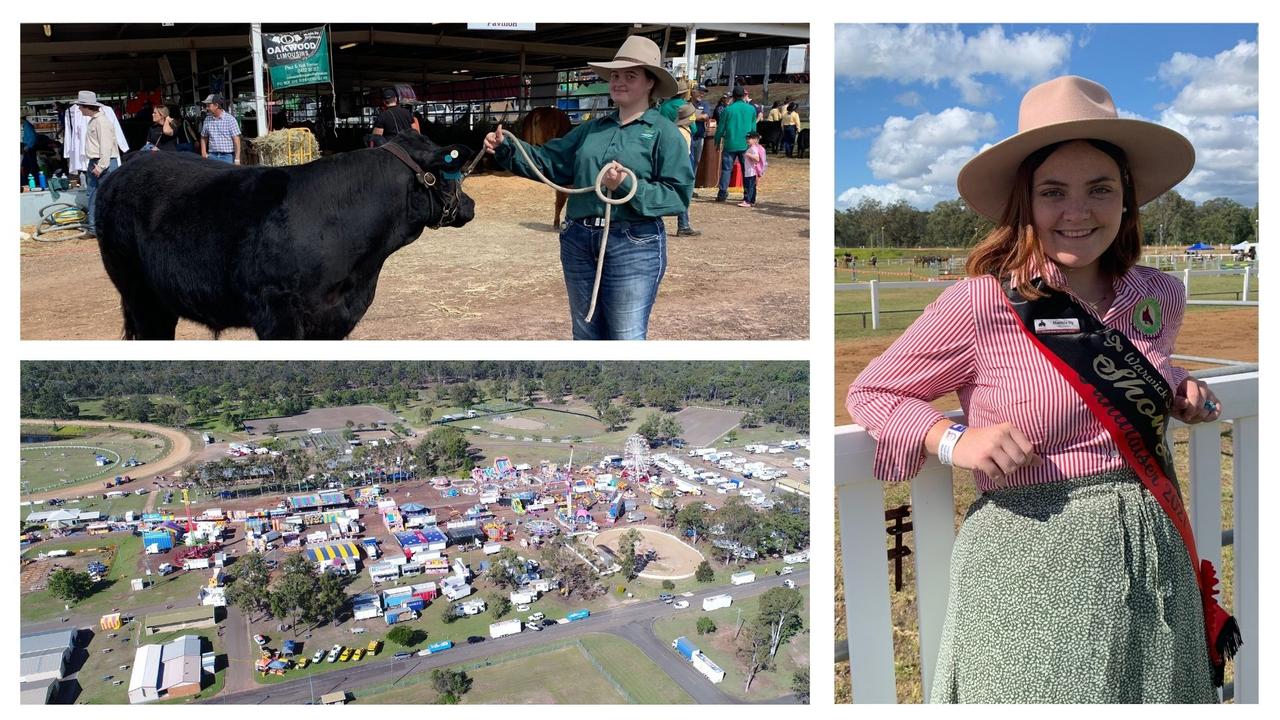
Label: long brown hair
xmin=965 ymin=139 xmax=1143 ymax=299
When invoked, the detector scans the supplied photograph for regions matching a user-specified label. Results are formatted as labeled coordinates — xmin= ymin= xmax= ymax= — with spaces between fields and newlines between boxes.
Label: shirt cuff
xmin=871 ymin=402 xmax=947 ymax=483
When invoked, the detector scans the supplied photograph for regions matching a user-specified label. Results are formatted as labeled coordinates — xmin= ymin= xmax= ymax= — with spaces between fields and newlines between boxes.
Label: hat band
xmin=612 ymin=55 xmax=651 ymax=65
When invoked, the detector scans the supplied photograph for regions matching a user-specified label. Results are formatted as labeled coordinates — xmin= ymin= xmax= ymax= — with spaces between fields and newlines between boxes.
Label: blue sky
xmin=834 ymin=24 xmax=1258 ymax=210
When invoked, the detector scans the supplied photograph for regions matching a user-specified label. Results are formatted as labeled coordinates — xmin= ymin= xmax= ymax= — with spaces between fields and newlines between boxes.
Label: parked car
xmin=339 ymin=647 xmax=353 ymax=662
xmin=253 ymin=634 xmax=268 ymax=647
xmin=658 ymin=593 xmax=674 ymax=603
xmin=393 ymin=651 xmax=413 ymax=660
xmin=295 ymin=657 xmax=310 ymax=669
xmin=466 ymin=636 xmax=486 ymax=645
xmin=515 ymin=603 xmax=530 ymax=612
xmin=783 ymin=578 xmax=797 ymax=589
xmin=326 ymin=645 xmax=342 ymax=663
xmin=673 ymin=600 xmax=690 ymax=609
xmin=312 ymin=649 xmax=326 ymax=663
xmin=527 ymin=612 xmax=545 ymax=623
xmin=352 ymin=648 xmax=366 ymax=661
xmin=780 ymin=566 xmax=794 ymax=575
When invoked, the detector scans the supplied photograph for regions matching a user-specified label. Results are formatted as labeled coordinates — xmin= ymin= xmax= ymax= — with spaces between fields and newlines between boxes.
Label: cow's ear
xmin=432 ymin=144 xmax=473 ymax=179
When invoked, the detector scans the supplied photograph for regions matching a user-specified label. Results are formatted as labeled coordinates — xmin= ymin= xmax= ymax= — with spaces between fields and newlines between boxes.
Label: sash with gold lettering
xmin=1000 ymin=278 xmax=1240 ymax=687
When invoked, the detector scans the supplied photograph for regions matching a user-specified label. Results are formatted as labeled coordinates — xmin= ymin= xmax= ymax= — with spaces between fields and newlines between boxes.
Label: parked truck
xmin=489 ymin=619 xmax=523 ymax=639
xmin=672 ymin=636 xmax=726 ymax=683
xmin=673 ymin=636 xmax=697 ymax=660
xmin=566 ymin=609 xmax=590 ymax=622
xmin=417 ymin=640 xmax=454 ymax=656
xmin=702 ymin=594 xmax=733 ymax=611
xmin=730 ymin=570 xmax=756 ymax=585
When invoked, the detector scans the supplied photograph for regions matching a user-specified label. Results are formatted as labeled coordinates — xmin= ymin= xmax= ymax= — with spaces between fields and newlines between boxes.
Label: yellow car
xmin=366 ymin=640 xmax=381 ymax=655
xmin=295 ymin=657 xmax=310 ymax=669
xmin=352 ymin=648 xmax=366 ymax=661
xmin=339 ymin=647 xmax=353 ymax=662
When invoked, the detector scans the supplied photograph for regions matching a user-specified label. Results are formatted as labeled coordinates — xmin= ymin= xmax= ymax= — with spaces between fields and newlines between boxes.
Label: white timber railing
xmin=836 ymin=371 xmax=1258 ymax=703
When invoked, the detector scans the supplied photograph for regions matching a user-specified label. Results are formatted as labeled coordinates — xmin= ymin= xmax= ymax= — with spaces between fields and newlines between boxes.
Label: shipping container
xmin=489 ymin=619 xmax=523 ymax=639
xmin=702 ymin=594 xmax=732 ymax=611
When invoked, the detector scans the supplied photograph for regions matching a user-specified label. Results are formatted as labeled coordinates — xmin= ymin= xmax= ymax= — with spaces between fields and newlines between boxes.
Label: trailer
xmin=418 ymin=640 xmax=454 ymax=656
xmin=730 ymin=570 xmax=755 ymax=585
xmin=702 ymin=594 xmax=732 ymax=611
xmin=566 ymin=609 xmax=590 ymax=622
xmin=489 ymin=619 xmax=523 ymax=639
xmin=510 ymin=589 xmax=537 ymax=605
xmin=691 ymin=651 xmax=726 ymax=684
xmin=672 ymin=636 xmax=697 ymax=661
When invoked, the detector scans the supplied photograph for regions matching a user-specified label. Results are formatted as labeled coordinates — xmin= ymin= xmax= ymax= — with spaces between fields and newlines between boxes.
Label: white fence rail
xmin=836 ymin=371 xmax=1258 ymax=703
xmin=837 ymin=269 xmax=1258 ymax=329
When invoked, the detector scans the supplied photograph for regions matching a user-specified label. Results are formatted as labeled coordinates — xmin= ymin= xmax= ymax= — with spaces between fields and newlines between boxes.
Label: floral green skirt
xmin=930 ymin=470 xmax=1218 ymax=703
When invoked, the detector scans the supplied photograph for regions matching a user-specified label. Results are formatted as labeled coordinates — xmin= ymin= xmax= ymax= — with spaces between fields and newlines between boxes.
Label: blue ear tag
xmin=442 ymin=149 xmax=463 ymax=180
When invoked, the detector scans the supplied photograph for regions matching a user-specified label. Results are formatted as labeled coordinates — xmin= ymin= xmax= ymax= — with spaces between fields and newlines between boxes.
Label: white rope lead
xmin=498 ymin=129 xmax=638 ymax=324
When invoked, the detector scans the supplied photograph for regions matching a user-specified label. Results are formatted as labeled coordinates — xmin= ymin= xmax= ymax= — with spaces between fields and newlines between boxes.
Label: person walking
xmin=847 ymin=75 xmax=1233 ymax=703
xmin=483 ymin=35 xmax=693 ymax=340
xmin=74 ymin=91 xmax=120 ymax=238
xmin=199 ymin=94 xmax=241 ymax=164
xmin=714 ymin=85 xmax=756 ymax=203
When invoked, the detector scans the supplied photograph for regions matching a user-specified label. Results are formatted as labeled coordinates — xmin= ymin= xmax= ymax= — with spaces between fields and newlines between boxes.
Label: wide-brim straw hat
xmin=957 ymin=75 xmax=1195 ymax=222
xmin=588 ymin=35 xmax=679 ymax=99
xmin=676 ymin=102 xmax=696 ymax=127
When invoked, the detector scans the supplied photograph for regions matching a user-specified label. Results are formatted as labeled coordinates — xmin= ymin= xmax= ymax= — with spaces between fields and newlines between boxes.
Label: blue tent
xmin=268 ymin=659 xmax=289 ymax=670
xmin=1187 ymin=242 xmax=1213 ymax=251
xmin=282 ymin=640 xmax=297 ymax=656
xmin=400 ymin=503 xmax=427 ymax=513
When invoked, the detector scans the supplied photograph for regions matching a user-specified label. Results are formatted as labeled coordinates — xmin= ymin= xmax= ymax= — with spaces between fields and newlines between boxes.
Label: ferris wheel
xmin=624 ymin=434 xmax=650 ymax=478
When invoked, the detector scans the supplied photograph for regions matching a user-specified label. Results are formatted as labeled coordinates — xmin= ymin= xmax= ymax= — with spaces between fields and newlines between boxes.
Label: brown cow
xmin=518 ymin=107 xmax=573 ymax=227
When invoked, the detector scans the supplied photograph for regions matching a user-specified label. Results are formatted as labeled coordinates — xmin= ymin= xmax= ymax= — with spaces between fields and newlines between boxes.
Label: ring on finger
xmin=1203 ymin=399 xmax=1218 ymax=413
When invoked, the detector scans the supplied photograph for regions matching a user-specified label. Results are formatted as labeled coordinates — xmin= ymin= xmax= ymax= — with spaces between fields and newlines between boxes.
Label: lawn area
xmin=444 ymin=407 xmax=606 ymax=440
xmin=73 ymin=626 xmax=226 ymax=705
xmin=20 ymin=431 xmax=171 ymax=495
xmin=723 ymin=424 xmax=809 ymax=446
xmin=21 ymin=534 xmax=212 ymax=624
xmin=352 ymin=633 xmax=692 ymax=704
xmin=654 ymin=586 xmax=810 ymax=702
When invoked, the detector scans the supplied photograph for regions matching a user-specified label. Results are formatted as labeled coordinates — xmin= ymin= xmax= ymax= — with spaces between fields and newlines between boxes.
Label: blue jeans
xmin=677 ymin=150 xmax=697 ymax=231
xmin=561 ymin=218 xmax=666 ymax=340
xmin=84 ymin=157 xmax=119 ymax=233
xmin=743 ymin=175 xmax=758 ymax=205
xmin=717 ymin=149 xmax=745 ymax=200
xmin=690 ymin=137 xmax=705 ymax=177
xmin=782 ymin=126 xmax=798 ymax=157
xmin=208 ymin=151 xmax=234 ymax=163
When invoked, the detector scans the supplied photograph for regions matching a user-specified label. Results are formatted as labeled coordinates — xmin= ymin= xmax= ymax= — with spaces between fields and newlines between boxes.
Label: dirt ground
xmin=22 ymin=419 xmax=195 ymax=501
xmin=20 ymin=159 xmax=809 ymax=341
xmin=672 ymin=406 xmax=747 ymax=447
xmin=242 ymin=405 xmax=400 ymax=434
xmin=834 ymin=306 xmax=1259 ymax=423
xmin=591 ymin=525 xmax=705 ymax=580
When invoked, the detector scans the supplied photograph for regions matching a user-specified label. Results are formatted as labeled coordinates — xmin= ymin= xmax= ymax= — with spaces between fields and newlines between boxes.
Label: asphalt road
xmin=203 ymin=570 xmax=809 ymax=704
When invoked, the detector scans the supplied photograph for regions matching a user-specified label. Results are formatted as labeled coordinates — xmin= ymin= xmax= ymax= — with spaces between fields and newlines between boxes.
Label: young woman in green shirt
xmin=483 ymin=36 xmax=694 ymax=340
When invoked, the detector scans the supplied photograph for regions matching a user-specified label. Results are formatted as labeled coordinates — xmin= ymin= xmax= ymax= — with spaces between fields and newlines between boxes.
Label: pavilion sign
xmin=264 ymin=26 xmax=331 ymax=89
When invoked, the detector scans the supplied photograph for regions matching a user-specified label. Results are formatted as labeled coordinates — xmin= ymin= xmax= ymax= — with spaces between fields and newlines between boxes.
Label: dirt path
xmin=22 ymin=419 xmax=198 ymax=501
xmin=20 ymin=159 xmax=809 ymax=341
xmin=835 ymin=306 xmax=1259 ymax=422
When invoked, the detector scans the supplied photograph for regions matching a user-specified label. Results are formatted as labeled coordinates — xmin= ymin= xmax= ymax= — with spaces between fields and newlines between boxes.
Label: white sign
xmin=467 ymin=23 xmax=537 ymax=32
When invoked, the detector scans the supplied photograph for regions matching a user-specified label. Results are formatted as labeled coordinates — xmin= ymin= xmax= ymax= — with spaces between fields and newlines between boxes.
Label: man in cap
xmin=75 ymin=90 xmax=120 ymax=237
xmin=372 ymin=87 xmax=417 ymax=142
xmin=199 ymin=94 xmax=241 ymax=164
xmin=714 ymin=85 xmax=757 ymax=203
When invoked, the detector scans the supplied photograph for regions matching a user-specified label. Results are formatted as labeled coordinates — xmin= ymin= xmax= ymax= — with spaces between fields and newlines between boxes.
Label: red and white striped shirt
xmin=846 ymin=264 xmax=1190 ymax=489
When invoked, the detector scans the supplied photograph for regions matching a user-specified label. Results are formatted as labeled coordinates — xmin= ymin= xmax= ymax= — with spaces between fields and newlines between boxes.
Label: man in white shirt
xmin=75 ymin=90 xmax=120 ymax=237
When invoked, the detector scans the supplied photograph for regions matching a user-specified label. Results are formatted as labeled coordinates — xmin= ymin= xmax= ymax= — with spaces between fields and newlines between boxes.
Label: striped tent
xmin=305 ymin=541 xmax=361 ymax=563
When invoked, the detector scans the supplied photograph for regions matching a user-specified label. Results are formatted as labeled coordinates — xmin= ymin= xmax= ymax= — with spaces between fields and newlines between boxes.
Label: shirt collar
xmin=604 ymin=107 xmax=661 ymax=127
xmin=1022 ymin=258 xmax=1143 ymax=318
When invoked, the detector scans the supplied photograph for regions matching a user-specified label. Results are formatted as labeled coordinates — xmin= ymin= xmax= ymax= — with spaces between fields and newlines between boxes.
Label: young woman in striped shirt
xmin=848 ymin=76 xmax=1226 ymax=703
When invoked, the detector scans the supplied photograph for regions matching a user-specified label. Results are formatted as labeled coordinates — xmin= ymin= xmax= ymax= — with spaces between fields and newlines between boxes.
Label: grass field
xmin=654 ymin=586 xmax=810 ymax=701
xmin=20 ymin=432 xmax=170 ymax=495
xmin=74 ymin=627 xmax=226 ymax=705
xmin=836 ymin=271 xmax=1261 ymax=340
xmin=445 ymin=407 xmax=606 ymax=439
xmin=352 ymin=633 xmax=693 ymax=704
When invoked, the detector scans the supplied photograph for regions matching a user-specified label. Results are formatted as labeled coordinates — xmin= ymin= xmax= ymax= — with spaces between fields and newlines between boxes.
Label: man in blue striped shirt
xmin=200 ymin=94 xmax=241 ymax=164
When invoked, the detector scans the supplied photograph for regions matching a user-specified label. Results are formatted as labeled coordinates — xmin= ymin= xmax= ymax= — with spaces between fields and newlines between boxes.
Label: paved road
xmin=203 ymin=570 xmax=809 ymax=704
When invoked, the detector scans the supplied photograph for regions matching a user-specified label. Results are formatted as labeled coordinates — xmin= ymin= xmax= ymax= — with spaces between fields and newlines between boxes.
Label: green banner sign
xmin=264 ymin=26 xmax=331 ymax=89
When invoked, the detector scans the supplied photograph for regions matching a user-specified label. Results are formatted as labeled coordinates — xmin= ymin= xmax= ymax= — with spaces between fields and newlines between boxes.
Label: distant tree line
xmin=21 ymin=361 xmax=809 ymax=431
xmin=835 ymin=191 xmax=1259 ymax=249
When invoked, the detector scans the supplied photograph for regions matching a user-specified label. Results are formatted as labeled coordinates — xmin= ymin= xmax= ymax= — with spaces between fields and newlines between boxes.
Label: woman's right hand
xmin=483 ymin=124 xmax=506 ymax=155
xmin=949 ymin=422 xmax=1041 ymax=485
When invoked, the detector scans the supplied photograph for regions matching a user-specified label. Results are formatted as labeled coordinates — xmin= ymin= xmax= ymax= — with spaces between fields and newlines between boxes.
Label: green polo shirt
xmin=659 ymin=97 xmax=697 ymax=136
xmin=495 ymin=107 xmax=693 ymax=221
xmin=714 ymin=99 xmax=757 ymax=153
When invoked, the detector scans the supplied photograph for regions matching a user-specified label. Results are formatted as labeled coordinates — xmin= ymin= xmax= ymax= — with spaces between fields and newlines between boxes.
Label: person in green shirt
xmin=714 ymin=85 xmax=758 ymax=202
xmin=483 ymin=35 xmax=693 ymax=341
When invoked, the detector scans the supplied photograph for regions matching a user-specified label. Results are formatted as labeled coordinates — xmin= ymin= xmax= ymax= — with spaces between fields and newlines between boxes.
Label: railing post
xmin=1242 ymin=265 xmax=1251 ymax=301
xmin=1183 ymin=267 xmax=1192 ymax=300
xmin=1188 ymin=423 xmax=1223 ymax=575
xmin=1232 ymin=414 xmax=1259 ymax=703
xmin=869 ymin=279 xmax=880 ymax=330
xmin=910 ymin=463 xmax=957 ymax=700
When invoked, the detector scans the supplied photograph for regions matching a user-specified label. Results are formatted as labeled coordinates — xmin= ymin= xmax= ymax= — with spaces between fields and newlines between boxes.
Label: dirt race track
xmin=835 ymin=306 xmax=1259 ymax=423
xmin=20 ymin=159 xmax=809 ymax=340
xmin=242 ymin=404 xmax=400 ymax=433
xmin=21 ymin=419 xmax=195 ymax=500
xmin=673 ymin=406 xmax=748 ymax=447
xmin=592 ymin=525 xmax=705 ymax=580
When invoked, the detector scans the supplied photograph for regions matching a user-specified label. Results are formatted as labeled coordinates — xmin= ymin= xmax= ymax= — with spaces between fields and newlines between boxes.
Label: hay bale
xmin=250 ymin=128 xmax=320 ymax=166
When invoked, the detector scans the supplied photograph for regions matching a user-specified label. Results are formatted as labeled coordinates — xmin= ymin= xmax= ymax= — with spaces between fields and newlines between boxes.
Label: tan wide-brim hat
xmin=957 ymin=75 xmax=1195 ymax=222
xmin=588 ymin=35 xmax=679 ymax=99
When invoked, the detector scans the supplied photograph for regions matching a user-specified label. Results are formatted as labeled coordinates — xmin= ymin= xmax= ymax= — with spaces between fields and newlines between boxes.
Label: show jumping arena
xmin=591 ymin=526 xmax=705 ymax=581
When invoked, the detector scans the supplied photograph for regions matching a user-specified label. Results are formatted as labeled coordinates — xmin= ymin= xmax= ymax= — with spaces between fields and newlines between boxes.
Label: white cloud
xmin=834 ymin=24 xmax=1072 ymax=104
xmin=837 ymin=107 xmax=998 ymax=209
xmin=1154 ymin=40 xmax=1258 ymax=205
xmin=838 ymin=126 xmax=878 ymax=140
xmin=894 ymin=91 xmax=923 ymax=108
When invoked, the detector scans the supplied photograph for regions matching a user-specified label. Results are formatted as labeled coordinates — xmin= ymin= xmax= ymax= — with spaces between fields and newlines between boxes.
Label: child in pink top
xmin=739 ymin=131 xmax=766 ymax=207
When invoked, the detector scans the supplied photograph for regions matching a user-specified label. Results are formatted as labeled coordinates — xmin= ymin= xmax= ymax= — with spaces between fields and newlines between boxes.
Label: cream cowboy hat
xmin=588 ymin=35 xmax=679 ymax=99
xmin=74 ymin=90 xmax=104 ymax=108
xmin=957 ymin=75 xmax=1195 ymax=222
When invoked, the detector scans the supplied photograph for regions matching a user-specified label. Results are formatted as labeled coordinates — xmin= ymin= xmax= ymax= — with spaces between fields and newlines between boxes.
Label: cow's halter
xmin=378 ymin=142 xmax=462 ymax=229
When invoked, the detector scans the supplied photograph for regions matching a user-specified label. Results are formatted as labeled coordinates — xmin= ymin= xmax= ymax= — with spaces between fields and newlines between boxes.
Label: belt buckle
xmin=581 ymin=217 xmax=606 ymax=228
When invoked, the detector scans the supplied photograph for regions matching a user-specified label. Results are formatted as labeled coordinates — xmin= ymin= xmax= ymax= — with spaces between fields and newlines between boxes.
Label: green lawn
xmin=20 ymin=431 xmax=170 ymax=495
xmin=21 ymin=535 xmax=212 ymax=624
xmin=74 ymin=627 xmax=226 ymax=704
xmin=352 ymin=633 xmax=693 ymax=704
xmin=654 ymin=586 xmax=810 ymax=702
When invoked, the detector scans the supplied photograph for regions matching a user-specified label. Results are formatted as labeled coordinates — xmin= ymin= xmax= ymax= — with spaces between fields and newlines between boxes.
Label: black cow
xmin=795 ymin=128 xmax=810 ymax=159
xmin=756 ymin=120 xmax=783 ymax=154
xmin=95 ymin=132 xmax=475 ymax=340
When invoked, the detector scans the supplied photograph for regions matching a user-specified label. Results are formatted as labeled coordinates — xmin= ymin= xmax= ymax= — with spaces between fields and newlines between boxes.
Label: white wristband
xmin=937 ymin=423 xmax=967 ymax=466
